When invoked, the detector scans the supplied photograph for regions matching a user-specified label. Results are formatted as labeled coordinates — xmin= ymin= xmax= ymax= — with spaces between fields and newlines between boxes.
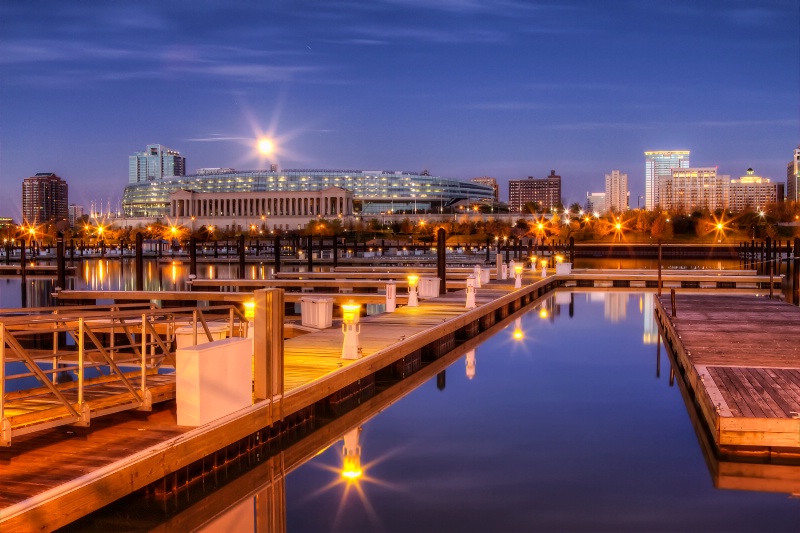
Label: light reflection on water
xmin=62 ymin=291 xmax=799 ymax=532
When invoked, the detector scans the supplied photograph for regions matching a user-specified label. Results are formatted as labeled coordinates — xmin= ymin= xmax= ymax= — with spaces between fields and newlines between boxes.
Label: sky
xmin=0 ymin=0 xmax=798 ymax=219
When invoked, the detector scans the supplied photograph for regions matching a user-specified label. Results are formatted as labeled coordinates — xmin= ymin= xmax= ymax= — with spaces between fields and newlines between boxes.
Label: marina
xmin=1 ymin=252 xmax=799 ymax=531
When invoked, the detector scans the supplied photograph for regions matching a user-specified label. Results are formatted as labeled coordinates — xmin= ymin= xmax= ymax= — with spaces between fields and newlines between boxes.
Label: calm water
xmin=63 ymin=292 xmax=799 ymax=532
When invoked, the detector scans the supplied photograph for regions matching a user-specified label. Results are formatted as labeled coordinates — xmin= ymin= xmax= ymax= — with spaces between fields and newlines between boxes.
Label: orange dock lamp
xmin=514 ymin=263 xmax=524 ymax=289
xmin=530 ymin=256 xmax=538 ymax=272
xmin=341 ymin=302 xmax=362 ymax=360
xmin=407 ymin=274 xmax=419 ymax=307
xmin=541 ymin=259 xmax=548 ymax=278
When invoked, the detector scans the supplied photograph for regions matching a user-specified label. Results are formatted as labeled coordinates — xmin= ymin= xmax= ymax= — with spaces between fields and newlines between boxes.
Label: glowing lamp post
xmin=341 ymin=302 xmax=362 ymax=360
xmin=514 ymin=264 xmax=523 ymax=289
xmin=407 ymin=275 xmax=419 ymax=307
xmin=530 ymin=257 xmax=538 ymax=272
xmin=244 ymin=299 xmax=255 ymax=320
xmin=541 ymin=259 xmax=548 ymax=278
xmin=465 ymin=275 xmax=477 ymax=309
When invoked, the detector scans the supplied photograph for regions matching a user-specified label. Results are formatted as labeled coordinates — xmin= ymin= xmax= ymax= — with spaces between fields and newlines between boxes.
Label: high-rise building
xmin=605 ymin=170 xmax=629 ymax=213
xmin=68 ymin=204 xmax=85 ymax=226
xmin=584 ymin=192 xmax=606 ymax=215
xmin=729 ymin=168 xmax=779 ymax=212
xmin=645 ymin=151 xmax=689 ymax=210
xmin=22 ymin=173 xmax=69 ymax=225
xmin=508 ymin=170 xmax=561 ymax=213
xmin=129 ymin=144 xmax=185 ymax=184
xmin=471 ymin=177 xmax=499 ymax=201
xmin=662 ymin=167 xmax=729 ymax=213
xmin=787 ymin=145 xmax=800 ymax=203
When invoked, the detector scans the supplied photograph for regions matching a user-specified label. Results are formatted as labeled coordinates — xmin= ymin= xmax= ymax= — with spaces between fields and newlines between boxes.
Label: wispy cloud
xmin=459 ymin=101 xmax=547 ymax=110
xmin=688 ymin=119 xmax=797 ymax=127
xmin=185 ymin=134 xmax=251 ymax=142
xmin=552 ymin=122 xmax=655 ymax=131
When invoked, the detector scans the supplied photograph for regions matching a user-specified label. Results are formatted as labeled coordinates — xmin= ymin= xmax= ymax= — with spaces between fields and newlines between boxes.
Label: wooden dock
xmin=1 ymin=271 xmax=561 ymax=531
xmin=654 ymin=294 xmax=800 ymax=452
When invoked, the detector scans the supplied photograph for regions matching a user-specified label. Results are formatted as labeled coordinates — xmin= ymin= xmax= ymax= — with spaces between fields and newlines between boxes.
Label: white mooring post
xmin=514 ymin=264 xmax=523 ymax=289
xmin=465 ymin=275 xmax=477 ymax=309
xmin=501 ymin=262 xmax=508 ymax=280
xmin=407 ymin=275 xmax=419 ymax=307
xmin=385 ymin=281 xmax=397 ymax=312
xmin=341 ymin=302 xmax=362 ymax=360
xmin=541 ymin=259 xmax=548 ymax=278
xmin=473 ymin=264 xmax=482 ymax=288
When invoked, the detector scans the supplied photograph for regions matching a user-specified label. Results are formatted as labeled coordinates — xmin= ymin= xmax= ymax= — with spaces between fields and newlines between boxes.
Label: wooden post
xmin=333 ymin=236 xmax=338 ymax=268
xmin=670 ymin=288 xmax=676 ymax=317
xmin=254 ymin=288 xmax=284 ymax=425
xmin=658 ymin=240 xmax=662 ymax=296
xmin=274 ymin=235 xmax=281 ymax=274
xmin=504 ymin=241 xmax=509 ymax=262
xmin=307 ymin=235 xmax=313 ymax=272
xmin=485 ymin=238 xmax=491 ymax=262
xmin=135 ymin=232 xmax=144 ymax=291
xmin=238 ymin=234 xmax=246 ymax=279
xmin=69 ymin=238 xmax=75 ymax=265
xmin=766 ymin=236 xmax=772 ymax=277
xmin=189 ymin=236 xmax=197 ymax=279
xmin=569 ymin=236 xmax=574 ymax=264
xmin=437 ymin=228 xmax=446 ymax=295
xmin=794 ymin=238 xmax=800 ymax=306
xmin=20 ymin=241 xmax=27 ymax=308
xmin=56 ymin=231 xmax=65 ymax=290
xmin=4 ymin=241 xmax=9 ymax=265
xmin=100 ymin=239 xmax=105 ymax=258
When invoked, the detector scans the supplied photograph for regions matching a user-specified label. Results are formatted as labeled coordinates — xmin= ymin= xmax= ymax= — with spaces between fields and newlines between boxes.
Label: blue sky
xmin=0 ymin=0 xmax=797 ymax=218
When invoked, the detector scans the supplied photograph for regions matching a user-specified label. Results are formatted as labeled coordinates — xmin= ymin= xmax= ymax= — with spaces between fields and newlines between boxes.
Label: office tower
xmin=645 ymin=151 xmax=689 ymax=210
xmin=471 ymin=177 xmax=499 ymax=201
xmin=584 ymin=192 xmax=606 ymax=215
xmin=129 ymin=144 xmax=185 ymax=184
xmin=662 ymin=167 xmax=729 ymax=212
xmin=605 ymin=170 xmax=629 ymax=213
xmin=729 ymin=168 xmax=779 ymax=212
xmin=788 ymin=145 xmax=800 ymax=203
xmin=508 ymin=170 xmax=561 ymax=213
xmin=68 ymin=204 xmax=85 ymax=226
xmin=22 ymin=173 xmax=69 ymax=225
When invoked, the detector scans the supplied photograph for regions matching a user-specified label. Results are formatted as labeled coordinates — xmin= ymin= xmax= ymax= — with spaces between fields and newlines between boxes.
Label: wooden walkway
xmin=654 ymin=294 xmax=800 ymax=450
xmin=1 ymin=272 xmax=554 ymax=531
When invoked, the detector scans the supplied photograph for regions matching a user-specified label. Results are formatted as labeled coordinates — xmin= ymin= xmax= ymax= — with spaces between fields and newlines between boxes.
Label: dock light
xmin=341 ymin=302 xmax=362 ymax=360
xmin=514 ymin=264 xmax=523 ymax=288
xmin=465 ymin=275 xmax=477 ymax=309
xmin=554 ymin=255 xmax=564 ymax=264
xmin=541 ymin=259 xmax=548 ymax=278
xmin=530 ymin=257 xmax=538 ymax=272
xmin=407 ymin=275 xmax=419 ymax=307
xmin=537 ymin=223 xmax=544 ymax=231
xmin=716 ymin=223 xmax=724 ymax=231
xmin=244 ymin=299 xmax=255 ymax=320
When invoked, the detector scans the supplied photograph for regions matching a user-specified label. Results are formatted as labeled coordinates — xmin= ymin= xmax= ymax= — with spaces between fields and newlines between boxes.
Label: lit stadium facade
xmin=122 ymin=168 xmax=495 ymax=218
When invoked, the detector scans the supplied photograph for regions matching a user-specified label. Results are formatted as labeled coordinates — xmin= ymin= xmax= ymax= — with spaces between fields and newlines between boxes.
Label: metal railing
xmin=1 ymin=304 xmax=249 ymax=446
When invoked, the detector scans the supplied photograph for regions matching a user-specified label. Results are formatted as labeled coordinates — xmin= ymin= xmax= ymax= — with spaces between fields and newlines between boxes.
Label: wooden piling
xmin=670 ymin=288 xmax=676 ymax=317
xmin=238 ymin=234 xmax=245 ymax=279
xmin=189 ymin=236 xmax=197 ymax=278
xmin=274 ymin=235 xmax=281 ymax=273
xmin=20 ymin=241 xmax=27 ymax=307
xmin=307 ymin=235 xmax=313 ymax=272
xmin=135 ymin=233 xmax=144 ymax=291
xmin=56 ymin=231 xmax=66 ymax=290
xmin=794 ymin=238 xmax=800 ymax=306
xmin=254 ymin=288 xmax=285 ymax=425
xmin=437 ymin=228 xmax=446 ymax=295
xmin=333 ymin=237 xmax=338 ymax=268
xmin=658 ymin=240 xmax=662 ymax=296
xmin=569 ymin=236 xmax=574 ymax=264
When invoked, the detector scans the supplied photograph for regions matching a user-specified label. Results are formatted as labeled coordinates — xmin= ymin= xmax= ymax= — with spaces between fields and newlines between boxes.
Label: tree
xmin=569 ymin=202 xmax=582 ymax=214
xmin=651 ymin=215 xmax=673 ymax=240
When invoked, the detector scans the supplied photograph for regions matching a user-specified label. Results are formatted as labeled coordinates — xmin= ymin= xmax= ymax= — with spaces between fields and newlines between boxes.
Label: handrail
xmin=0 ymin=303 xmax=247 ymax=446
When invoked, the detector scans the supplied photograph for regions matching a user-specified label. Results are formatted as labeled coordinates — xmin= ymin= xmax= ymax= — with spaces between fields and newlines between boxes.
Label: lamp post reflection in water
xmin=342 ymin=427 xmax=363 ymax=480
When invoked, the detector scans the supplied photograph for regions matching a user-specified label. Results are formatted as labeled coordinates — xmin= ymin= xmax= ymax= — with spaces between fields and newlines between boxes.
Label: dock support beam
xmin=254 ymin=289 xmax=285 ymax=424
xmin=56 ymin=231 xmax=66 ymax=291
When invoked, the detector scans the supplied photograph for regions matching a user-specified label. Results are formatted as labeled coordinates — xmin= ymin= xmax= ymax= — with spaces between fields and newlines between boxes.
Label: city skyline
xmin=0 ymin=1 xmax=797 ymax=219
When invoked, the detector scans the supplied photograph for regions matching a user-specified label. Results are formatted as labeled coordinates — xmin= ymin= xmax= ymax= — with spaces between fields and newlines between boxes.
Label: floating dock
xmin=654 ymin=294 xmax=800 ymax=452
